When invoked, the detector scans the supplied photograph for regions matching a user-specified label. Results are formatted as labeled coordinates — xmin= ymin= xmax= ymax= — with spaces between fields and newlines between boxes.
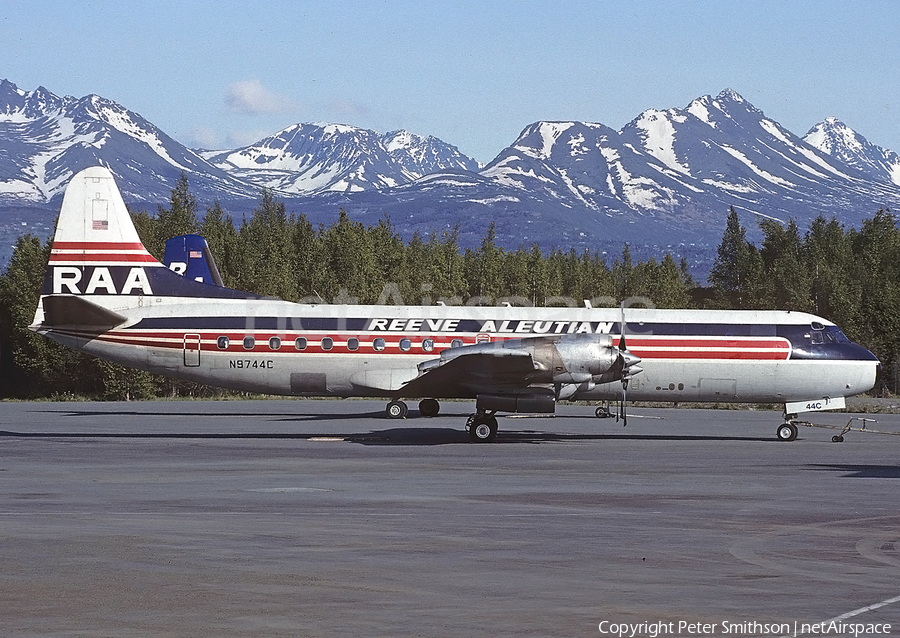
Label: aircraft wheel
xmin=832 ymin=435 xmax=844 ymax=443
xmin=776 ymin=422 xmax=798 ymax=442
xmin=419 ymin=398 xmax=440 ymax=417
xmin=385 ymin=400 xmax=408 ymax=419
xmin=595 ymin=406 xmax=612 ymax=419
xmin=469 ymin=415 xmax=498 ymax=443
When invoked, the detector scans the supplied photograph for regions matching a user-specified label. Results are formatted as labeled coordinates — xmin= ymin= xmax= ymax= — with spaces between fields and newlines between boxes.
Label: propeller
xmin=615 ymin=302 xmax=643 ymax=426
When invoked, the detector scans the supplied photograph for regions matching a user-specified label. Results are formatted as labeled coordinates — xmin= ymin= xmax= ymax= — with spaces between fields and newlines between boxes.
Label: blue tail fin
xmin=163 ymin=234 xmax=225 ymax=287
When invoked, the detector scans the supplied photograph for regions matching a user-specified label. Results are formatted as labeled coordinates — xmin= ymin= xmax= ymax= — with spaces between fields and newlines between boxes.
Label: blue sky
xmin=3 ymin=1 xmax=898 ymax=164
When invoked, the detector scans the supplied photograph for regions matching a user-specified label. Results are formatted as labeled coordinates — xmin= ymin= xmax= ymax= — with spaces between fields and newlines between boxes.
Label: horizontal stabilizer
xmin=40 ymin=295 xmax=127 ymax=331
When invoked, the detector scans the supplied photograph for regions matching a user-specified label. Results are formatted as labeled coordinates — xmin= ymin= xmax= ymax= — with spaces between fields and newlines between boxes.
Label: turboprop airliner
xmin=30 ymin=166 xmax=880 ymax=442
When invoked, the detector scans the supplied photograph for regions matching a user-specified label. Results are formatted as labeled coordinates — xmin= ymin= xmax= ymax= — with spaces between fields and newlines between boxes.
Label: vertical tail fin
xmin=163 ymin=234 xmax=225 ymax=287
xmin=32 ymin=166 xmax=256 ymax=332
xmin=47 ymin=166 xmax=161 ymax=273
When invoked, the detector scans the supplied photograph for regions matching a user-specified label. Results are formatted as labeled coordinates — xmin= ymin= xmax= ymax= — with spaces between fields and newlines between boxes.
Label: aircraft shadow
xmin=804 ymin=464 xmax=900 ymax=479
xmin=0 ymin=427 xmax=772 ymax=446
xmin=32 ymin=408 xmax=392 ymax=422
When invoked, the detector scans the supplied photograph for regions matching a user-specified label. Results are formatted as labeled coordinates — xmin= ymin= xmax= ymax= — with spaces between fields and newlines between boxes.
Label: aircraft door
xmin=184 ymin=334 xmax=201 ymax=367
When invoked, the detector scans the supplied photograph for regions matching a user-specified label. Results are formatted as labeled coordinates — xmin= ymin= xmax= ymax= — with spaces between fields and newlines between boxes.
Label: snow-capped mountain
xmin=0 ymin=79 xmax=254 ymax=203
xmin=0 ymin=80 xmax=480 ymax=203
xmin=201 ymin=124 xmax=480 ymax=195
xmin=480 ymin=89 xmax=900 ymax=235
xmin=3 ymin=79 xmax=900 ymax=273
xmin=382 ymin=129 xmax=481 ymax=176
xmin=804 ymin=116 xmax=900 ymax=186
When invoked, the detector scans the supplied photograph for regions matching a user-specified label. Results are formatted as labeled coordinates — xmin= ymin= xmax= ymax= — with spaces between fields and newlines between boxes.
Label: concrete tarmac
xmin=2 ymin=400 xmax=900 ymax=637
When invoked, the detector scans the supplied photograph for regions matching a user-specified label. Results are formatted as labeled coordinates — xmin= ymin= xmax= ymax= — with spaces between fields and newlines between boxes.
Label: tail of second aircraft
xmin=31 ymin=166 xmax=255 ymax=333
xmin=163 ymin=234 xmax=225 ymax=287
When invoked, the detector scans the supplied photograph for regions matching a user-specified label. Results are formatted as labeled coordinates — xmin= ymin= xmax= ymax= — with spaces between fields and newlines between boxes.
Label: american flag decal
xmin=189 ymin=250 xmax=203 ymax=258
xmin=92 ymin=220 xmax=109 ymax=230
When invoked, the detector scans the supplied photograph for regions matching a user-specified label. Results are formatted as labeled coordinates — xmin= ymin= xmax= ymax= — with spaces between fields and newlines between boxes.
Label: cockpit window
xmin=827 ymin=327 xmax=850 ymax=343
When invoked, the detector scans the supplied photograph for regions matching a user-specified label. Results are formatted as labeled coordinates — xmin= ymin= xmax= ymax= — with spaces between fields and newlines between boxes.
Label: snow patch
xmin=720 ymin=145 xmax=792 ymax=187
xmin=635 ymin=110 xmax=690 ymax=175
xmin=536 ymin=122 xmax=574 ymax=159
xmin=760 ymin=119 xmax=790 ymax=144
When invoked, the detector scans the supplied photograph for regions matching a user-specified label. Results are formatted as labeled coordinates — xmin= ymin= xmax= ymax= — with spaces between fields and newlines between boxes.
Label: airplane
xmin=30 ymin=166 xmax=881 ymax=442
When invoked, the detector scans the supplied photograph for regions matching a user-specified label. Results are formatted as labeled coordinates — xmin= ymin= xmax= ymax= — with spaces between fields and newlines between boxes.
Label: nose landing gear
xmin=776 ymin=421 xmax=799 ymax=442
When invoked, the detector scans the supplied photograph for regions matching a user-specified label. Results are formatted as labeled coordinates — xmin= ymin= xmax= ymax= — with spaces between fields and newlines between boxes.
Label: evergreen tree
xmin=650 ymin=254 xmax=691 ymax=308
xmin=611 ymin=244 xmax=634 ymax=301
xmin=427 ymin=225 xmax=467 ymax=302
xmin=152 ymin=172 xmax=200 ymax=259
xmin=321 ymin=210 xmax=376 ymax=302
xmin=850 ymin=209 xmax=900 ymax=387
xmin=759 ymin=218 xmax=813 ymax=311
xmin=0 ymin=235 xmax=98 ymax=397
xmin=234 ymin=188 xmax=298 ymax=300
xmin=368 ymin=215 xmax=407 ymax=301
xmin=199 ymin=199 xmax=239 ymax=288
xmin=464 ymin=223 xmax=503 ymax=303
xmin=709 ymin=206 xmax=752 ymax=305
xmin=291 ymin=212 xmax=324 ymax=301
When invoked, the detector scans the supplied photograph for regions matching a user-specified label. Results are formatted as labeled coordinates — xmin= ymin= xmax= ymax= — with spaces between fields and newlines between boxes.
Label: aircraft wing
xmin=400 ymin=346 xmax=545 ymax=398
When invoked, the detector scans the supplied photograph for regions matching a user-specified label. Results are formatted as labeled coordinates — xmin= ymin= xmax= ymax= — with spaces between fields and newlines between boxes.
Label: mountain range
xmin=2 ymin=78 xmax=900 ymax=278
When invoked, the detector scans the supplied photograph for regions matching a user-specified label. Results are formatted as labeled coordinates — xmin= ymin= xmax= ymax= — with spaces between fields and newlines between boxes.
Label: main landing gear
xmin=465 ymin=411 xmax=498 ymax=443
xmin=384 ymin=398 xmax=441 ymax=419
xmin=383 ymin=399 xmax=500 ymax=443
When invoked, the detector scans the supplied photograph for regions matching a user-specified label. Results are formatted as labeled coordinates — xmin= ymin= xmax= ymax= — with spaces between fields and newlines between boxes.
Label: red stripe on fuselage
xmin=74 ymin=330 xmax=793 ymax=361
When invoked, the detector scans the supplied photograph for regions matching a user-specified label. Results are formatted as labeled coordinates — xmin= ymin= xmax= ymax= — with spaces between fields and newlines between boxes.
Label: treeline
xmin=708 ymin=206 xmax=900 ymax=389
xmin=129 ymin=176 xmax=697 ymax=308
xmin=1 ymin=174 xmax=898 ymax=398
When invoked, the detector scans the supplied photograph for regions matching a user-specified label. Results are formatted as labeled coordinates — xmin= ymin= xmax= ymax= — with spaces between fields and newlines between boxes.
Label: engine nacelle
xmin=477 ymin=391 xmax=556 ymax=414
xmin=550 ymin=334 xmax=619 ymax=384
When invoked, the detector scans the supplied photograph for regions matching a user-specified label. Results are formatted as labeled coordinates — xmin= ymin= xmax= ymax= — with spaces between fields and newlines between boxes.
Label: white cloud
xmin=226 ymin=79 xmax=297 ymax=115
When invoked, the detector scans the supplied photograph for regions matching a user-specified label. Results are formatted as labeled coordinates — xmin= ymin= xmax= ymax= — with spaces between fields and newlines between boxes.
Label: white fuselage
xmin=43 ymin=297 xmax=879 ymax=404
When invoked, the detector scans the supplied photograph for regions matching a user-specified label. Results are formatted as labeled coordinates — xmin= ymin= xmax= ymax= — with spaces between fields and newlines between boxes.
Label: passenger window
xmin=347 ymin=337 xmax=360 ymax=351
xmin=321 ymin=337 xmax=333 ymax=351
xmin=373 ymin=338 xmax=386 ymax=352
xmin=451 ymin=339 xmax=463 ymax=348
xmin=399 ymin=338 xmax=411 ymax=352
xmin=295 ymin=337 xmax=307 ymax=350
xmin=243 ymin=336 xmax=255 ymax=350
xmin=269 ymin=337 xmax=281 ymax=350
xmin=217 ymin=336 xmax=229 ymax=350
xmin=422 ymin=338 xmax=434 ymax=352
